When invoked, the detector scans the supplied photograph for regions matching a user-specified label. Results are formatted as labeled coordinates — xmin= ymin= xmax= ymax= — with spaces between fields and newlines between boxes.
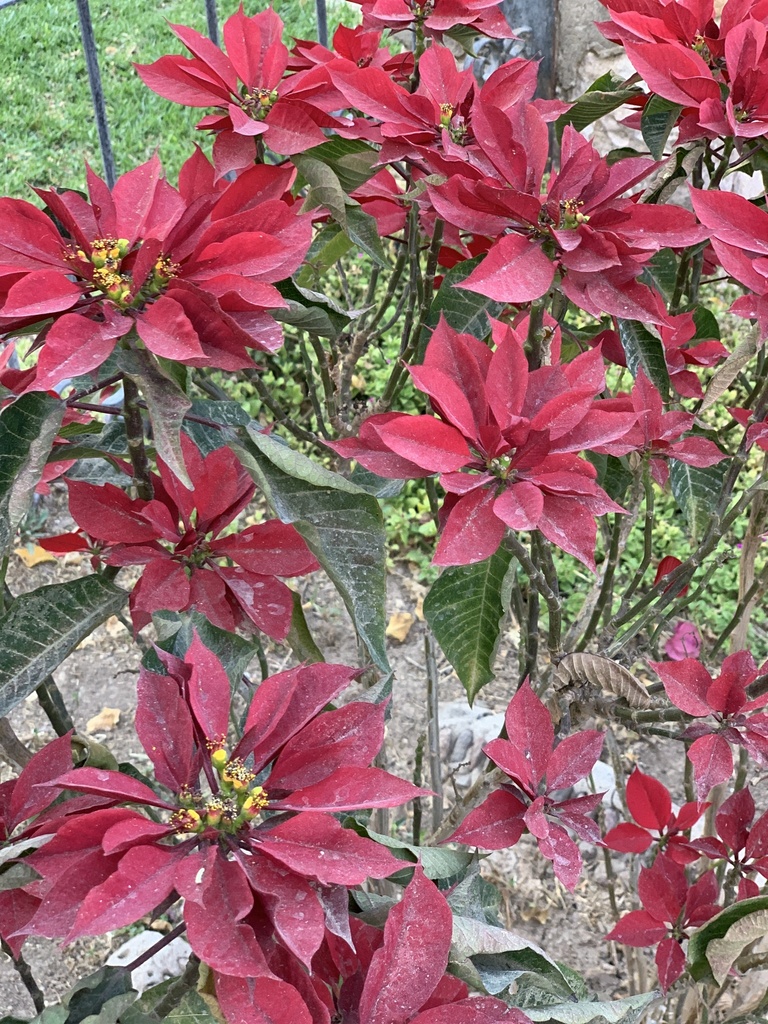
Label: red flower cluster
xmin=448 ymin=680 xmax=604 ymax=890
xmin=46 ymin=437 xmax=318 ymax=637
xmin=3 ymin=637 xmax=425 ymax=981
xmin=334 ymin=316 xmax=639 ymax=569
xmin=0 ymin=151 xmax=310 ymax=390
xmin=651 ymin=652 xmax=768 ymax=799
xmin=606 ymin=854 xmax=720 ymax=992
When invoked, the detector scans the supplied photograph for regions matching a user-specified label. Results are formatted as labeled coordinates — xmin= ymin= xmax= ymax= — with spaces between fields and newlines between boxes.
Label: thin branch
xmin=1 ymin=938 xmax=45 ymax=1015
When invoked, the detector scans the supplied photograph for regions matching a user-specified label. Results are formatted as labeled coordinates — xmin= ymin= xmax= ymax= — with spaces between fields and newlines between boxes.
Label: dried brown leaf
xmin=555 ymin=653 xmax=652 ymax=708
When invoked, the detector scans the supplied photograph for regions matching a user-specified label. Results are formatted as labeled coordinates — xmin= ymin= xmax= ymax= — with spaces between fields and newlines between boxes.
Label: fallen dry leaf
xmin=414 ymin=596 xmax=424 ymax=622
xmin=86 ymin=707 xmax=121 ymax=734
xmin=386 ymin=610 xmax=415 ymax=643
xmin=14 ymin=545 xmax=56 ymax=568
xmin=104 ymin=615 xmax=127 ymax=637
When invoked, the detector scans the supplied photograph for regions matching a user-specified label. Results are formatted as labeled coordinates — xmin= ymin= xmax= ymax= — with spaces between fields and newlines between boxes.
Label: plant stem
xmin=150 ymin=954 xmax=200 ymax=1020
xmin=1 ymin=938 xmax=45 ymax=1015
xmin=36 ymin=676 xmax=76 ymax=736
xmin=122 ymin=376 xmax=153 ymax=500
xmin=425 ymin=630 xmax=443 ymax=833
xmin=0 ymin=718 xmax=33 ymax=767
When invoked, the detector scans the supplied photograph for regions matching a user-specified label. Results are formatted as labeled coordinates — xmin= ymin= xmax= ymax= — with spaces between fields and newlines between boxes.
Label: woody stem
xmin=122 ymin=376 xmax=153 ymax=501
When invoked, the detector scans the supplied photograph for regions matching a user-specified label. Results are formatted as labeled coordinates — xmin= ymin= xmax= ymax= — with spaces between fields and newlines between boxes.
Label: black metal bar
xmin=315 ymin=0 xmax=328 ymax=47
xmin=74 ymin=0 xmax=116 ymax=187
xmin=205 ymin=0 xmax=219 ymax=45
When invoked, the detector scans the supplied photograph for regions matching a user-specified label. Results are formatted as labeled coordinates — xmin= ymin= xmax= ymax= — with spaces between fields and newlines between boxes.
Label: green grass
xmin=0 ymin=0 xmax=356 ymax=199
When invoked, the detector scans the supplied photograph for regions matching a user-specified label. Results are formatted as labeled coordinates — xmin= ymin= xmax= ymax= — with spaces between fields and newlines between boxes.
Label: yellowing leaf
xmin=350 ymin=374 xmax=366 ymax=391
xmin=386 ymin=610 xmax=415 ymax=643
xmin=14 ymin=545 xmax=56 ymax=568
xmin=86 ymin=706 xmax=121 ymax=734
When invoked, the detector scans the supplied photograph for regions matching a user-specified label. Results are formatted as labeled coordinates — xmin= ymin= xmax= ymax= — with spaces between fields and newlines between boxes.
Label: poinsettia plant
xmin=5 ymin=0 xmax=768 ymax=1021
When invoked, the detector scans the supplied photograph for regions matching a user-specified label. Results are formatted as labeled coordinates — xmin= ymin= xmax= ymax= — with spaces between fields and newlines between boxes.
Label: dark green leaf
xmin=229 ymin=426 xmax=390 ymax=673
xmin=642 ymin=248 xmax=678 ymax=303
xmin=585 ymin=453 xmax=633 ymax=504
xmin=182 ymin=400 xmax=249 ymax=456
xmin=148 ymin=610 xmax=259 ymax=687
xmin=617 ymin=319 xmax=671 ymax=398
xmin=691 ymin=304 xmax=720 ymax=341
xmin=344 ymin=205 xmax=389 ymax=268
xmin=118 ymin=350 xmax=192 ymax=487
xmin=286 ymin=591 xmax=325 ymax=664
xmin=688 ymin=895 xmax=768 ymax=983
xmin=62 ymin=966 xmax=136 ymax=1024
xmin=295 ymin=155 xmax=348 ymax=224
xmin=641 ymin=95 xmax=682 ymax=159
xmin=556 ymin=72 xmax=642 ymax=140
xmin=300 ymin=137 xmax=379 ymax=193
xmin=669 ymin=457 xmax=730 ymax=540
xmin=49 ymin=420 xmax=128 ymax=463
xmin=0 ymin=861 xmax=39 ymax=891
xmin=275 ymin=276 xmax=356 ymax=338
xmin=417 ymin=256 xmax=504 ymax=358
xmin=424 ymin=548 xmax=513 ymax=703
xmin=0 ymin=393 xmax=64 ymax=552
xmin=0 ymin=575 xmax=127 ymax=718
xmin=356 ymin=826 xmax=473 ymax=879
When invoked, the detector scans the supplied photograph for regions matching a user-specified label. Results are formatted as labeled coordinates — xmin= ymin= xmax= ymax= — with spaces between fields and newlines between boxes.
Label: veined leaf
xmin=0 ymin=392 xmax=64 ymax=552
xmin=522 ymin=992 xmax=655 ymax=1023
xmin=424 ymin=548 xmax=513 ymax=703
xmin=0 ymin=574 xmax=127 ymax=718
xmin=417 ymin=256 xmax=504 ymax=359
xmin=229 ymin=426 xmax=390 ymax=673
xmin=641 ymin=96 xmax=682 ymax=159
xmin=688 ymin=895 xmax=768 ymax=983
xmin=669 ymin=457 xmax=730 ymax=540
xmin=617 ymin=319 xmax=671 ymax=398
xmin=556 ymin=72 xmax=642 ymax=140
xmin=300 ymin=137 xmax=379 ymax=193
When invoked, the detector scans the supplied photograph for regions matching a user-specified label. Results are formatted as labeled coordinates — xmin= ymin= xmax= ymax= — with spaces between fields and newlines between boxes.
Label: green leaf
xmin=521 ymin=992 xmax=656 ymax=1023
xmin=295 ymin=155 xmax=348 ymax=224
xmin=0 ymin=393 xmax=64 ymax=552
xmin=286 ymin=590 xmax=325 ymax=663
xmin=229 ymin=426 xmax=390 ymax=673
xmin=0 ymin=860 xmax=39 ymax=891
xmin=642 ymin=248 xmax=678 ymax=302
xmin=705 ymin=907 xmax=768 ymax=984
xmin=641 ymin=95 xmax=682 ymax=158
xmin=424 ymin=548 xmax=513 ymax=703
xmin=276 ymin=275 xmax=358 ymax=337
xmin=147 ymin=610 xmax=259 ymax=687
xmin=182 ymin=400 xmax=250 ymax=456
xmin=295 ymin=224 xmax=354 ymax=289
xmin=300 ymin=137 xmax=379 ymax=193
xmin=556 ymin=72 xmax=642 ymax=141
xmin=447 ymin=871 xmax=502 ymax=926
xmin=344 ymin=204 xmax=389 ymax=268
xmin=62 ymin=966 xmax=136 ymax=1024
xmin=617 ymin=319 xmax=671 ymax=398
xmin=0 ymin=574 xmax=127 ymax=718
xmin=472 ymin=950 xmax=576 ymax=1000
xmin=688 ymin=895 xmax=768 ymax=983
xmin=358 ymin=827 xmax=474 ymax=879
xmin=418 ymin=257 xmax=504 ymax=358
xmin=50 ymin=419 xmax=129 ymax=462
xmin=586 ymin=453 xmax=633 ymax=504
xmin=669 ymin=457 xmax=730 ymax=540
xmin=691 ymin=304 xmax=720 ymax=342
xmin=118 ymin=349 xmax=192 ymax=487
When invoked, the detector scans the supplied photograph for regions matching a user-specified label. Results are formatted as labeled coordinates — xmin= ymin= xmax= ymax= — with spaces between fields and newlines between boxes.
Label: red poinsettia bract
xmin=52 ymin=436 xmax=319 ymax=637
xmin=0 ymin=151 xmax=310 ymax=390
xmin=651 ymin=652 xmax=768 ymax=799
xmin=605 ymin=854 xmax=720 ymax=992
xmin=8 ymin=637 xmax=425 ymax=979
xmin=135 ymin=7 xmax=346 ymax=174
xmin=690 ymin=786 xmax=768 ymax=900
xmin=333 ymin=316 xmax=636 ymax=569
xmin=602 ymin=767 xmax=706 ymax=864
xmin=447 ymin=680 xmax=604 ymax=890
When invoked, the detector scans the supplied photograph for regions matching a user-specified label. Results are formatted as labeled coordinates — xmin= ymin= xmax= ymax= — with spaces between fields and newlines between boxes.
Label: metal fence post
xmin=315 ymin=0 xmax=328 ymax=47
xmin=205 ymin=0 xmax=219 ymax=45
xmin=501 ymin=0 xmax=558 ymax=97
xmin=74 ymin=0 xmax=116 ymax=187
